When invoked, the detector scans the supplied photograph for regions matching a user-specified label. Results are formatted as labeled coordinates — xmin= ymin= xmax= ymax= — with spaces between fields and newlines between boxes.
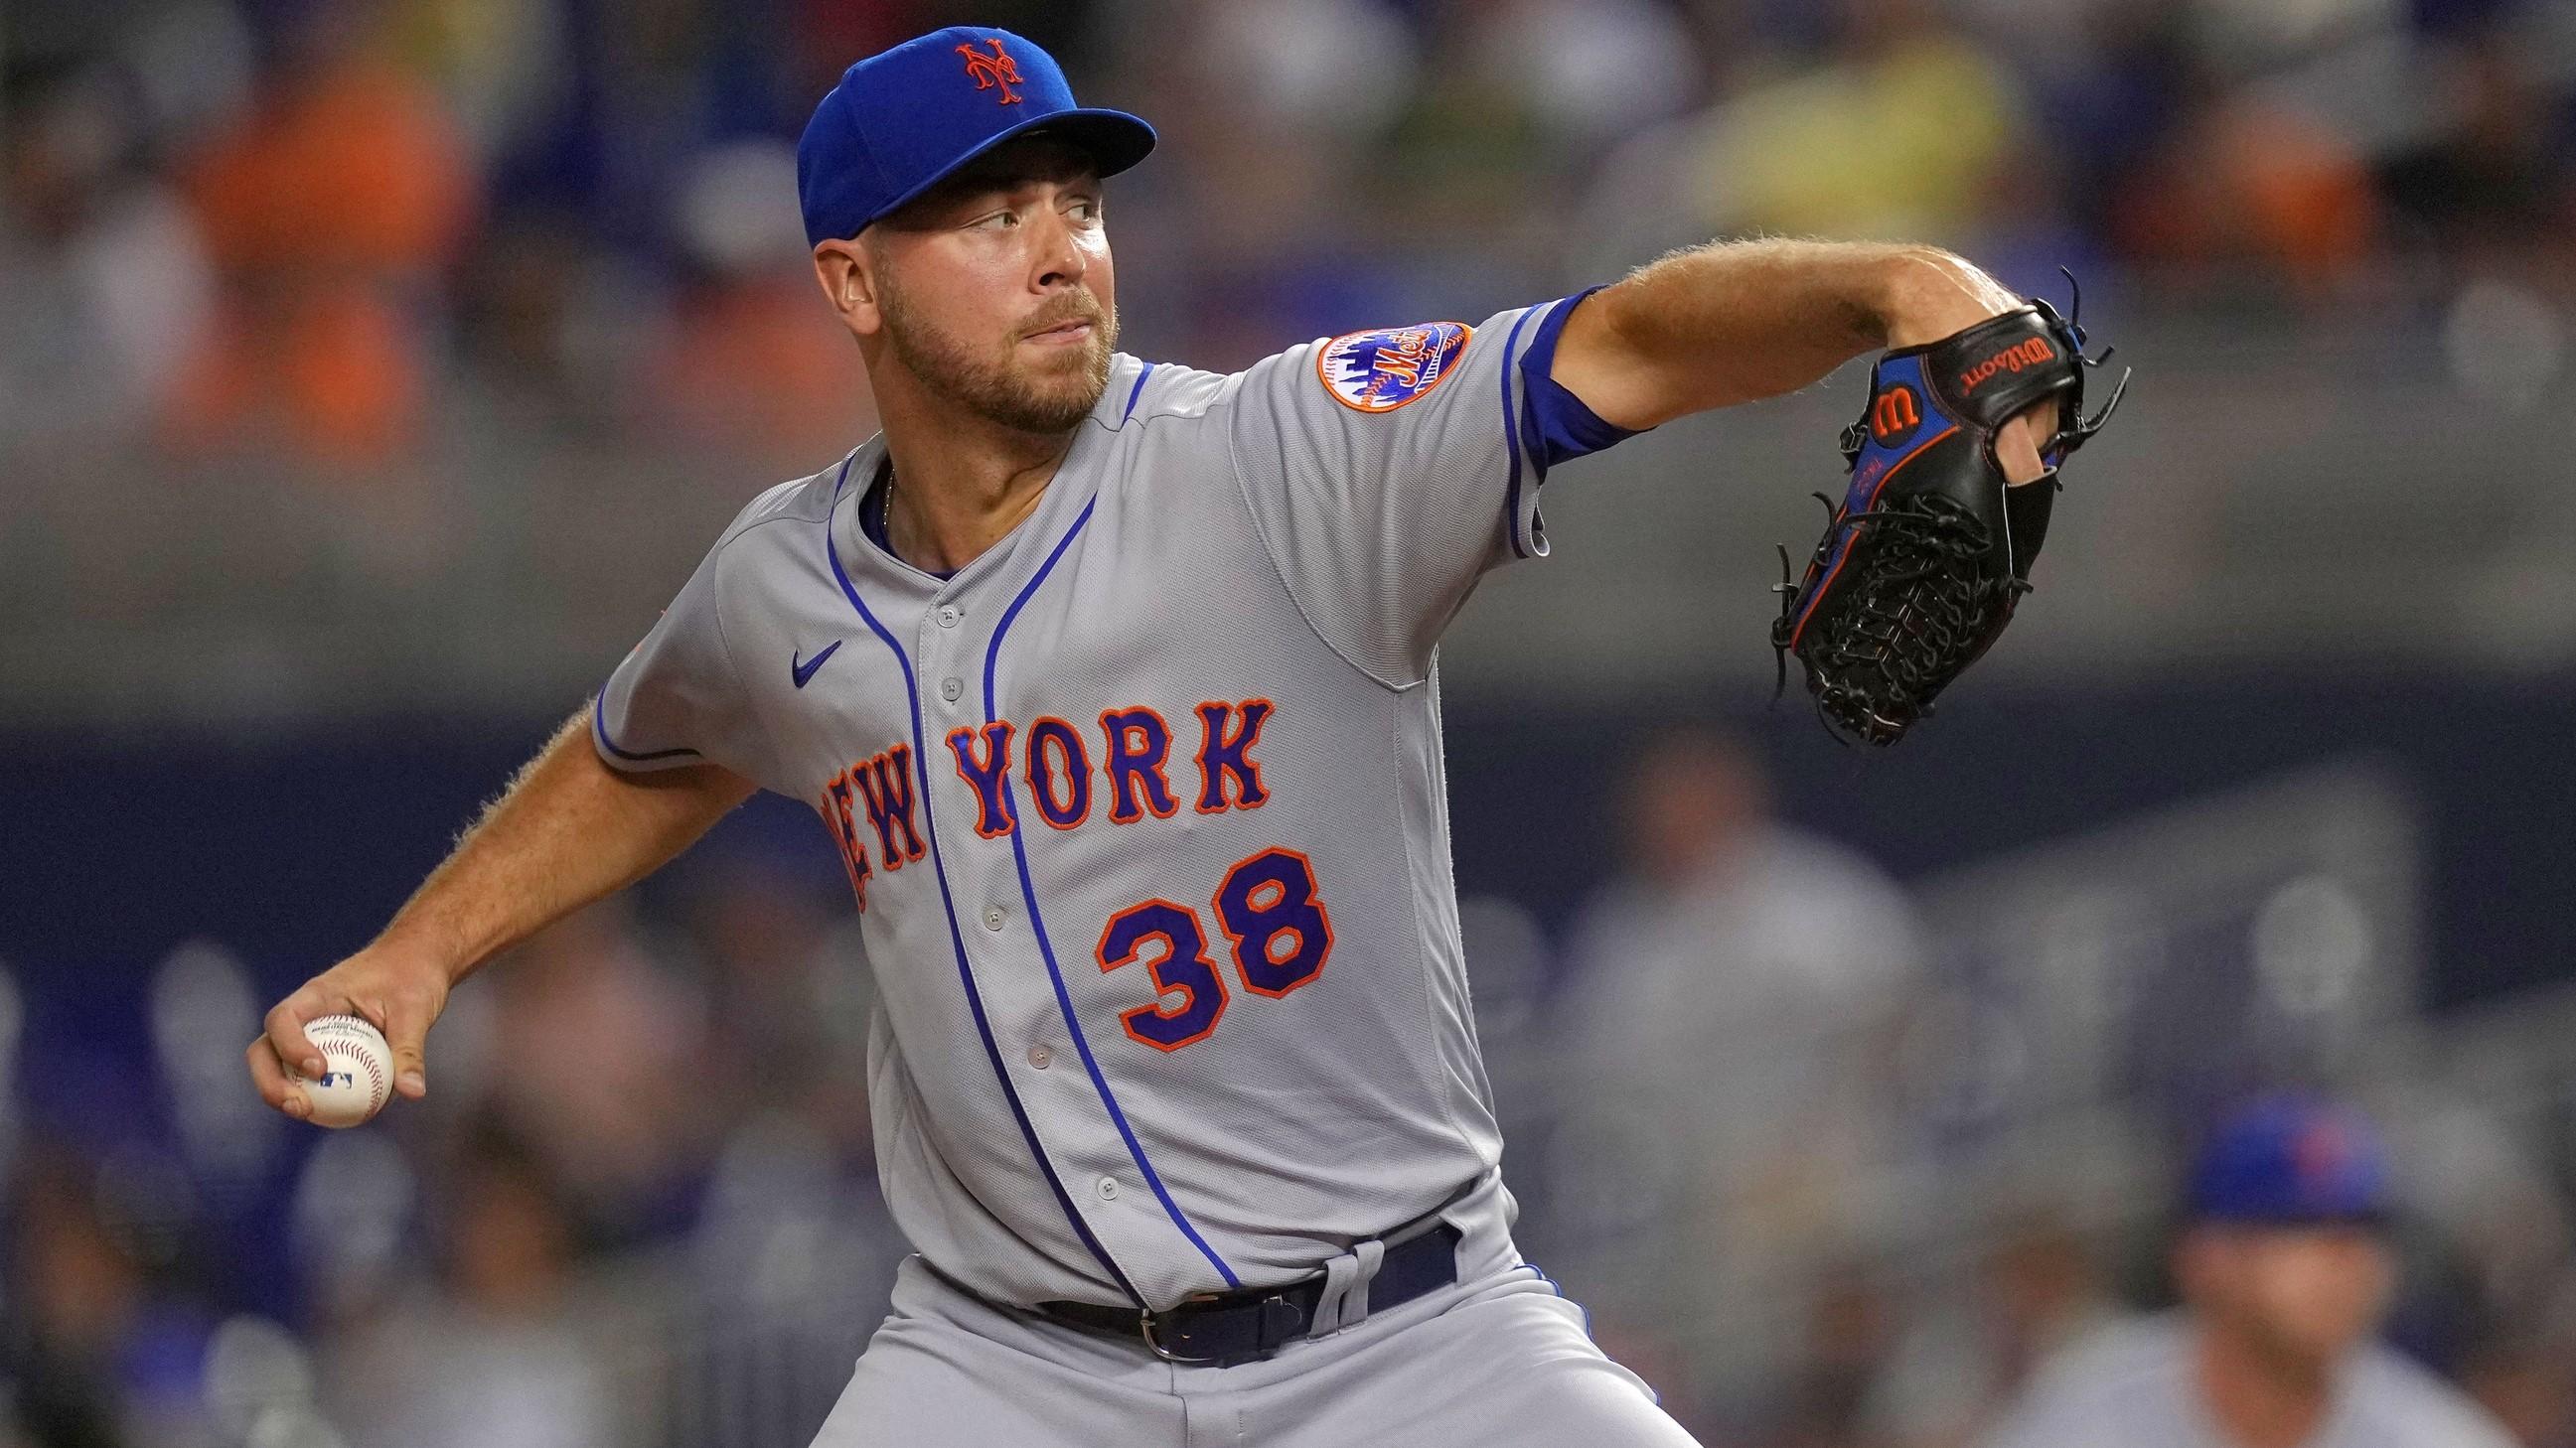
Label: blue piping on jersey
xmin=591 ymin=690 xmax=702 ymax=762
xmin=1518 ymin=1260 xmax=1591 ymax=1337
xmin=1120 ymin=362 xmax=1155 ymax=425
xmin=1497 ymin=306 xmax=1544 ymax=560
xmin=984 ymin=494 xmax=1244 ymax=1289
xmin=1519 ymin=1260 xmax=1660 ymax=1407
xmin=822 ymin=457 xmax=1146 ymax=1308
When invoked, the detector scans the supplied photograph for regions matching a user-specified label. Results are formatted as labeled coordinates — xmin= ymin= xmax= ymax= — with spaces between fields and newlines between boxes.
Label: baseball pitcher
xmin=247 ymin=26 xmax=2114 ymax=1446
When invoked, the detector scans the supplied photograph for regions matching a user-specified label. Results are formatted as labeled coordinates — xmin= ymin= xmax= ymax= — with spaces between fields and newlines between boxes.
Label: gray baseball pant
xmin=808 ymin=1253 xmax=1703 ymax=1447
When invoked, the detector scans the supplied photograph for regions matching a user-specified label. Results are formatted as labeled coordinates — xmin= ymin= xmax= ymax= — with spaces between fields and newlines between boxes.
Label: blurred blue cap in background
xmin=797 ymin=26 xmax=1157 ymax=247
xmin=2190 ymin=1093 xmax=2391 ymax=1225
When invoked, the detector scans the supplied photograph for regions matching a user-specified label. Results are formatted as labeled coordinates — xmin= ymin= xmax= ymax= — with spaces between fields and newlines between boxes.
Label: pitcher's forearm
xmin=1551 ymin=240 xmax=2030 ymax=429
xmin=250 ymin=709 xmax=748 ymax=1112
xmin=376 ymin=708 xmax=758 ymax=981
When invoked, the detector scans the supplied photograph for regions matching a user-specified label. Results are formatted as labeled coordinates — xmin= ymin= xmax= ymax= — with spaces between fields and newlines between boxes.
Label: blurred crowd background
xmin=5 ymin=0 xmax=2576 ymax=1444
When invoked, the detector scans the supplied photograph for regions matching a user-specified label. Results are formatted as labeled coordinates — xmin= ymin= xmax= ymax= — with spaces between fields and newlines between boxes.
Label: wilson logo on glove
xmin=1959 ymin=336 xmax=2060 ymax=392
xmin=1772 ymin=275 xmax=2129 ymax=745
xmin=1869 ymin=384 xmax=1921 ymax=443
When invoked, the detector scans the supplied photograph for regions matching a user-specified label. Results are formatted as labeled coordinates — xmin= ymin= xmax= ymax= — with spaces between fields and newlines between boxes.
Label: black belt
xmin=1034 ymin=1221 xmax=1462 ymax=1367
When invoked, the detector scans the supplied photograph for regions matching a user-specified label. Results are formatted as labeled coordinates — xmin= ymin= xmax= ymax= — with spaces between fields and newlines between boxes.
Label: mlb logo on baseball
xmin=1315 ymin=322 xmax=1473 ymax=413
xmin=290 ymin=1014 xmax=394 ymax=1128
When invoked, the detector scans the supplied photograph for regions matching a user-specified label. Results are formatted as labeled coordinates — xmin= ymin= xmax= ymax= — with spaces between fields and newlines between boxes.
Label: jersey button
xmin=1095 ymin=1176 xmax=1119 ymax=1202
xmin=984 ymin=905 xmax=1006 ymax=932
xmin=1026 ymin=1044 xmax=1051 ymax=1070
xmin=941 ymin=677 xmax=964 ymax=703
xmin=937 ymin=605 xmax=962 ymax=629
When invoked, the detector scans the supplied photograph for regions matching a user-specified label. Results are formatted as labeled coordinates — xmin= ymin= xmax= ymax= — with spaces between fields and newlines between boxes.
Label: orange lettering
xmin=1959 ymin=337 xmax=2056 ymax=392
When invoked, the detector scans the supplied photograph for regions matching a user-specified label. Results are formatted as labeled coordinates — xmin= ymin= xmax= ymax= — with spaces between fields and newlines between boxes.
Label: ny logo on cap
xmin=956 ymin=38 xmax=1023 ymax=104
xmin=2292 ymin=1119 xmax=2349 ymax=1186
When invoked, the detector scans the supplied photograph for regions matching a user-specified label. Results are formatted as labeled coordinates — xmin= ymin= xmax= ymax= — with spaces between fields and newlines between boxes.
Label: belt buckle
xmin=1137 ymin=1306 xmax=1220 ymax=1366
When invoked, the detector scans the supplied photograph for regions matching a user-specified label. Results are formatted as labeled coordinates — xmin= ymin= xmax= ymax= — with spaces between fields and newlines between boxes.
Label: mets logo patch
xmin=1315 ymin=321 xmax=1473 ymax=413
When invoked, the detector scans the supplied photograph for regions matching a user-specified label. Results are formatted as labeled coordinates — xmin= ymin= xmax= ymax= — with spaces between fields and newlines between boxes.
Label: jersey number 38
xmin=1094 ymin=847 xmax=1334 ymax=1052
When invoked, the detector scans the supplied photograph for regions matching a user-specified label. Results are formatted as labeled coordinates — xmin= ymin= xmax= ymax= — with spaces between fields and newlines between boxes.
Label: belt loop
xmin=1310 ymin=1250 xmax=1360 ymax=1338
xmin=1342 ymin=1237 xmax=1388 ymax=1330
xmin=1313 ymin=1236 xmax=1387 ymax=1337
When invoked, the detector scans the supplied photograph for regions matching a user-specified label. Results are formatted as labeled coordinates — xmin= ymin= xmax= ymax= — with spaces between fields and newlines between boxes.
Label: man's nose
xmin=1031 ymin=207 xmax=1087 ymax=291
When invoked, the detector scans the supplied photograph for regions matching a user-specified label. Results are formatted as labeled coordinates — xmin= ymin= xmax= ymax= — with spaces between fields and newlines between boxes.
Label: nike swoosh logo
xmin=792 ymin=640 xmax=842 ymax=689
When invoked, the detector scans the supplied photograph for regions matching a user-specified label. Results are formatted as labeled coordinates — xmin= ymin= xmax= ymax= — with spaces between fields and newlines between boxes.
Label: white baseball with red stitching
xmin=291 ymin=1014 xmax=394 ymax=1128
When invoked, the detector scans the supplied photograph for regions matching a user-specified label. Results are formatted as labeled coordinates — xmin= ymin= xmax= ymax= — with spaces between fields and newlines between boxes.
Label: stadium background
xmin=5 ymin=0 xmax=2575 ymax=1443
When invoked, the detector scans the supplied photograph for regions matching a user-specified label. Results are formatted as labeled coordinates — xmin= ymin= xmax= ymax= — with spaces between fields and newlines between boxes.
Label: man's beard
xmin=879 ymin=276 xmax=1116 ymax=434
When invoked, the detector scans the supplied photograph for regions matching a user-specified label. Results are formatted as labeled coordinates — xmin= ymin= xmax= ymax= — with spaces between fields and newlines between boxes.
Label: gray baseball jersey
xmin=594 ymin=295 xmax=1633 ymax=1313
xmin=1981 ymin=1313 xmax=2516 ymax=1448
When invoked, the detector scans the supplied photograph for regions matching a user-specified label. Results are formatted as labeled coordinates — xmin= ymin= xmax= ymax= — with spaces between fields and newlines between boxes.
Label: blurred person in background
xmin=0 ymin=65 xmax=217 ymax=452
xmin=1982 ymin=1095 xmax=2518 ymax=1448
xmin=481 ymin=899 xmax=716 ymax=1246
xmin=651 ymin=141 xmax=877 ymax=470
xmin=1681 ymin=0 xmax=2032 ymax=249
xmin=0 ymin=1146 xmax=219 ymax=1448
xmin=2376 ymin=10 xmax=2576 ymax=280
xmin=675 ymin=850 xmax=871 ymax=1122
xmin=1865 ymin=1208 xmax=2121 ymax=1448
xmin=170 ymin=0 xmax=477 ymax=470
xmin=324 ymin=1118 xmax=611 ymax=1448
xmin=1545 ymin=726 xmax=1925 ymax=1428
xmin=2111 ymin=86 xmax=2382 ymax=304
xmin=2460 ymin=1295 xmax=2576 ymax=1448
xmin=1560 ymin=725 xmax=1924 ymax=1109
xmin=1770 ymin=1257 xmax=1905 ymax=1448
xmin=4 ymin=1148 xmax=153 ymax=1448
xmin=671 ymin=848 xmax=887 ymax=1210
xmin=2464 ymin=1328 xmax=2576 ymax=1448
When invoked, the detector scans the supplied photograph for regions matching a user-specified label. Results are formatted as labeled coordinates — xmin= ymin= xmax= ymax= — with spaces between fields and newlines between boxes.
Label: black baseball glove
xmin=1771 ymin=283 xmax=2128 ymax=745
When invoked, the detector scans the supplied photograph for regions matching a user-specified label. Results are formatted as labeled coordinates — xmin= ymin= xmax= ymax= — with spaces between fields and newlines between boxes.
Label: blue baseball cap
xmin=2189 ymin=1094 xmax=2391 ymax=1226
xmin=797 ymin=26 xmax=1157 ymax=247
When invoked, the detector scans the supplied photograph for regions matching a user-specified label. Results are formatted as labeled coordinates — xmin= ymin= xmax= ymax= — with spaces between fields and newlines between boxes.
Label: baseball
xmin=287 ymin=1014 xmax=394 ymax=1128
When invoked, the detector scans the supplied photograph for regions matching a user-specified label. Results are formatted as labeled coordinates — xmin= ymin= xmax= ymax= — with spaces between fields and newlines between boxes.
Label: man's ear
xmin=813 ymin=238 xmax=882 ymax=337
xmin=2171 ymin=1228 xmax=2221 ymax=1306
